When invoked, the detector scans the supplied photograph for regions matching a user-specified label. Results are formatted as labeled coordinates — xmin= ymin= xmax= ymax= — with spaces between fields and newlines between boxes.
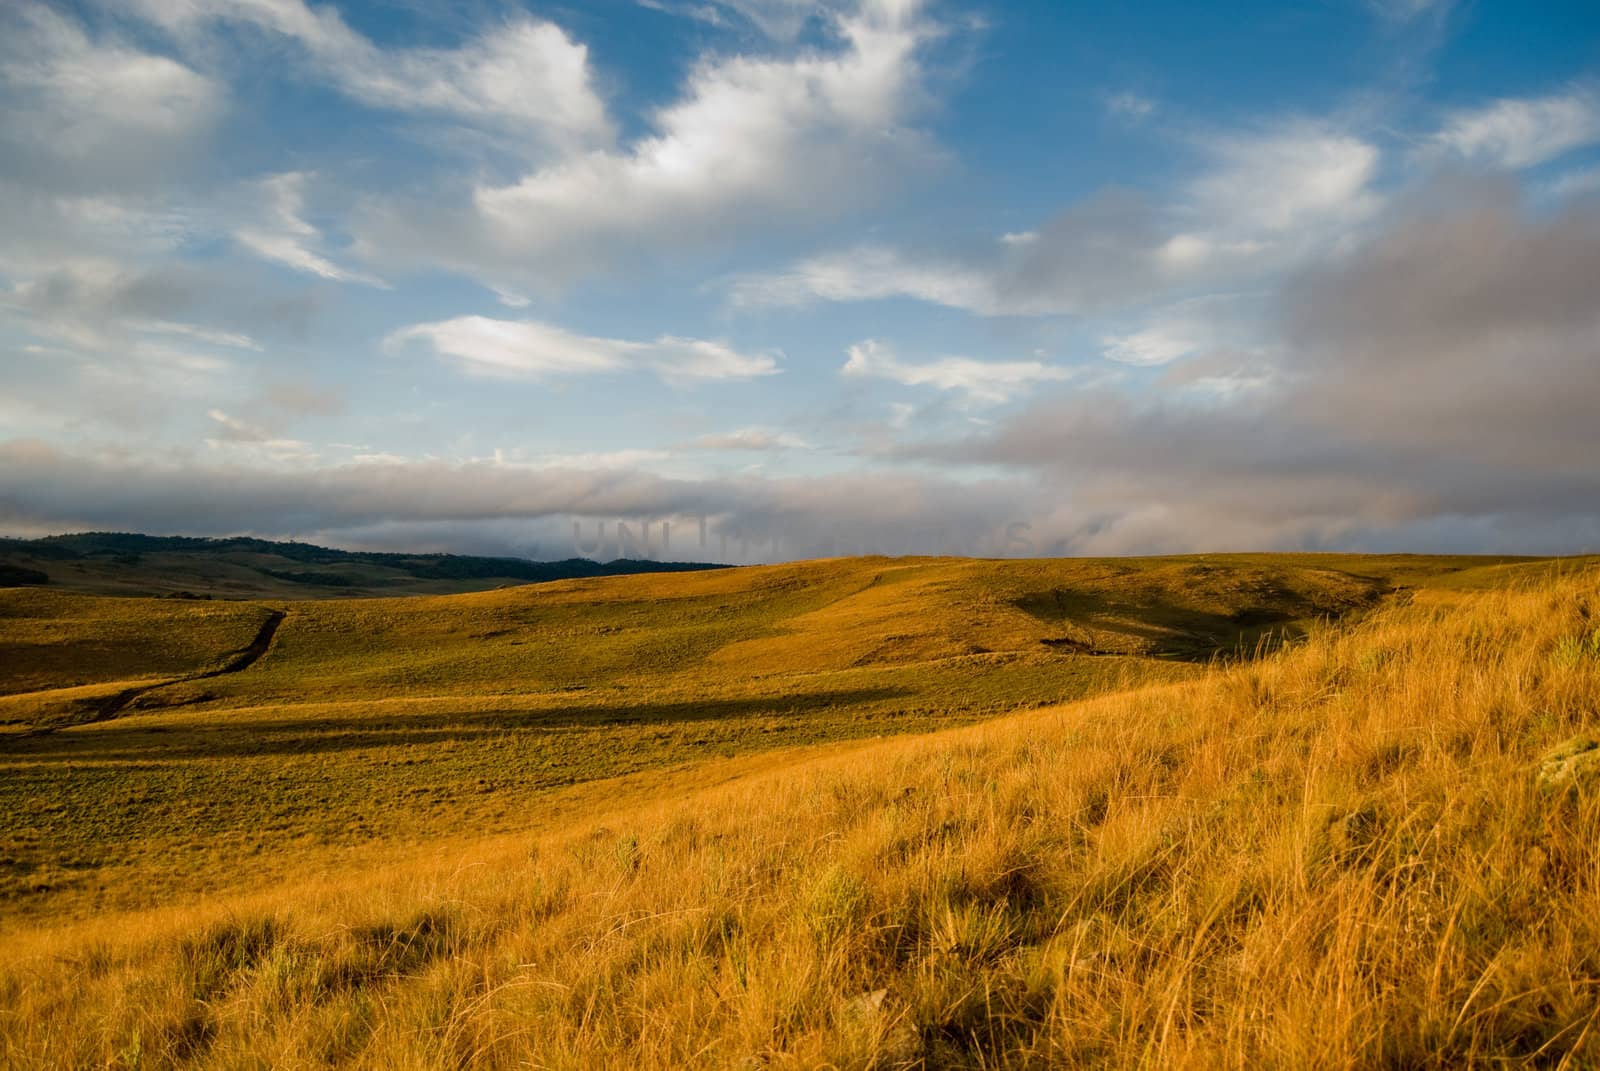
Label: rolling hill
xmin=0 ymin=531 xmax=726 ymax=599
xmin=2 ymin=550 xmax=1597 ymax=1067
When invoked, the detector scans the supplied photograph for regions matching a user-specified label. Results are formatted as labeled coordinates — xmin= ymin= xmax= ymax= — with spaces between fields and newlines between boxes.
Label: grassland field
xmin=3 ymin=550 xmax=1598 ymax=1068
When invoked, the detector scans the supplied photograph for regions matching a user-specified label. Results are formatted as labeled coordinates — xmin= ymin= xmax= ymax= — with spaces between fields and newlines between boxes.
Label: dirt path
xmin=67 ymin=610 xmax=288 ymax=729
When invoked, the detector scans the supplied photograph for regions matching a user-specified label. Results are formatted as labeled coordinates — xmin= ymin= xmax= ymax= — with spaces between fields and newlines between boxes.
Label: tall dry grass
xmin=6 ymin=572 xmax=1600 ymax=1068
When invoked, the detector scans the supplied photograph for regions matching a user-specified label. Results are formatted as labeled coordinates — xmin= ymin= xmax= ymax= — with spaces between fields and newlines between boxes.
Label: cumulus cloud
xmin=842 ymin=340 xmax=1075 ymax=404
xmin=358 ymin=0 xmax=939 ymax=289
xmin=1432 ymin=86 xmax=1600 ymax=169
xmin=387 ymin=315 xmax=780 ymax=384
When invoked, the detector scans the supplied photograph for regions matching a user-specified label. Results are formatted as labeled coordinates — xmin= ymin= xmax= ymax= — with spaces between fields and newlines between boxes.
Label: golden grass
xmin=6 ymin=553 xmax=1445 ymax=918
xmin=5 ymin=563 xmax=1600 ymax=1066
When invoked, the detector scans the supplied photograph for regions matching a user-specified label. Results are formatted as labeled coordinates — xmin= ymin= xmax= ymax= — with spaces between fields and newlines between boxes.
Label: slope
xmin=4 ymin=561 xmax=1600 ymax=1067
xmin=0 ymin=553 xmax=1553 ymax=924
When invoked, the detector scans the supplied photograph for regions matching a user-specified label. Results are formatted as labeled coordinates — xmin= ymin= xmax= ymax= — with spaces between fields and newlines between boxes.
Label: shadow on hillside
xmin=1013 ymin=583 xmax=1374 ymax=662
xmin=0 ymin=687 xmax=912 ymax=763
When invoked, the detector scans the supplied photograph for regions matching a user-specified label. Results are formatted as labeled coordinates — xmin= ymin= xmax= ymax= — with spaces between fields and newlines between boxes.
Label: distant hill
xmin=0 ymin=531 xmax=728 ymax=599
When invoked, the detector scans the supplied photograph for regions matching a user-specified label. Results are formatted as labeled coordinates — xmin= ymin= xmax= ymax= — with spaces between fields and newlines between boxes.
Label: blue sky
xmin=3 ymin=0 xmax=1600 ymax=561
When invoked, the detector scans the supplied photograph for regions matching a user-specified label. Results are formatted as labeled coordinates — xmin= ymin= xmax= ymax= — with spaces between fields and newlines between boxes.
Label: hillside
xmin=0 ymin=554 xmax=1549 ymax=917
xmin=0 ymin=531 xmax=725 ymax=599
xmin=3 ymin=552 xmax=1597 ymax=1067
xmin=3 ymin=557 xmax=1600 ymax=1062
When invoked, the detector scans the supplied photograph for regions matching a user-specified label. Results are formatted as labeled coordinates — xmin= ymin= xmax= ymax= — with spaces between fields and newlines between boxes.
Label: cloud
xmin=645 ymin=0 xmax=824 ymax=39
xmin=1101 ymin=327 xmax=1196 ymax=367
xmin=892 ymin=177 xmax=1600 ymax=553
xmin=730 ymin=191 xmax=1174 ymax=316
xmin=0 ymin=439 xmax=1043 ymax=562
xmin=1103 ymin=91 xmax=1154 ymax=120
xmin=1366 ymin=0 xmax=1453 ymax=23
xmin=0 ymin=3 xmax=222 ymax=193
xmin=0 ymin=260 xmax=309 ymax=359
xmin=681 ymin=427 xmax=811 ymax=450
xmin=204 ymin=408 xmax=311 ymax=456
xmin=0 ymin=5 xmax=221 ymax=297
xmin=1549 ymin=165 xmax=1600 ymax=198
xmin=8 ymin=176 xmax=1600 ymax=562
xmin=358 ymin=0 xmax=939 ymax=289
xmin=728 ymin=245 xmax=997 ymax=312
xmin=841 ymin=340 xmax=1075 ymax=404
xmin=1432 ymin=86 xmax=1600 ymax=169
xmin=1184 ymin=124 xmax=1380 ymax=239
xmin=387 ymin=315 xmax=780 ymax=384
xmin=131 ymin=320 xmax=260 ymax=353
xmin=731 ymin=123 xmax=1382 ymax=317
xmin=126 ymin=0 xmax=611 ymax=155
xmin=1276 ymin=178 xmax=1600 ymax=462
xmin=259 ymin=382 xmax=342 ymax=418
xmin=1101 ymin=293 xmax=1259 ymax=367
xmin=233 ymin=173 xmax=387 ymax=287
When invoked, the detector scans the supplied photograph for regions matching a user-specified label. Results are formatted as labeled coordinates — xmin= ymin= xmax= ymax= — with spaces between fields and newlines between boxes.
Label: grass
xmin=2 ymin=553 xmax=1525 ymax=919
xmin=0 ymin=591 xmax=276 ymax=696
xmin=2 ymin=552 xmax=1597 ymax=1066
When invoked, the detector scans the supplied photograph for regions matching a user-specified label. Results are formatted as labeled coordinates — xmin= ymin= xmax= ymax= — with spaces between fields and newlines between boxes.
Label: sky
xmin=2 ymin=0 xmax=1600 ymax=563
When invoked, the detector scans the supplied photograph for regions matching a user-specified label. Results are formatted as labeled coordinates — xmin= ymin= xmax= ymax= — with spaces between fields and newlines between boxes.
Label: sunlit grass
xmin=3 ymin=554 xmax=1598 ymax=1066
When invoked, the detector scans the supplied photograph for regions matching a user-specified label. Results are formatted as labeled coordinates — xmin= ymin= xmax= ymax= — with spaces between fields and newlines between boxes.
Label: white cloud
xmin=1101 ymin=294 xmax=1256 ymax=367
xmin=363 ymin=0 xmax=938 ymax=288
xmin=527 ymin=448 xmax=674 ymax=470
xmin=682 ymin=427 xmax=811 ymax=450
xmin=1102 ymin=326 xmax=1197 ymax=366
xmin=842 ymin=340 xmax=1074 ymax=404
xmin=387 ymin=316 xmax=780 ymax=384
xmin=128 ymin=320 xmax=260 ymax=351
xmin=1 ymin=3 xmax=222 ymax=187
xmin=1186 ymin=125 xmax=1380 ymax=238
xmin=126 ymin=0 xmax=611 ymax=154
xmin=474 ymin=0 xmax=927 ymax=233
xmin=1433 ymin=87 xmax=1600 ymax=169
xmin=206 ymin=408 xmax=265 ymax=440
xmin=730 ymin=123 xmax=1383 ymax=317
xmin=728 ymin=246 xmax=997 ymax=312
xmin=646 ymin=0 xmax=822 ymax=39
xmin=234 ymin=173 xmax=387 ymax=287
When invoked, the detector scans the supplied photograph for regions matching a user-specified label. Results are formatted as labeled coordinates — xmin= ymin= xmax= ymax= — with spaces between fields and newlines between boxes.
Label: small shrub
xmin=1552 ymin=628 xmax=1600 ymax=668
